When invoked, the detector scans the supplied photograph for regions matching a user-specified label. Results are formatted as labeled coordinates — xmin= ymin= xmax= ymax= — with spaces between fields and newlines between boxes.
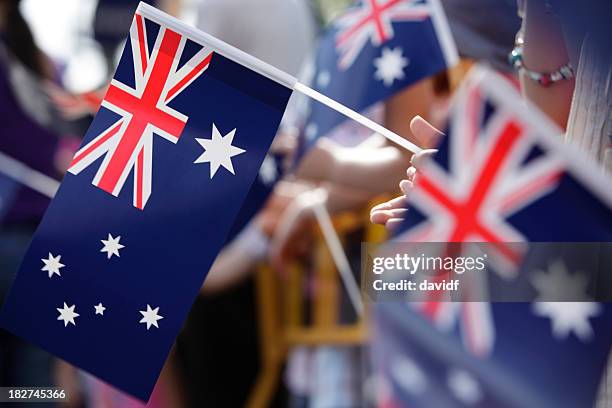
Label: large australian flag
xmin=372 ymin=66 xmax=612 ymax=407
xmin=0 ymin=3 xmax=293 ymax=401
xmin=298 ymin=0 xmax=458 ymax=157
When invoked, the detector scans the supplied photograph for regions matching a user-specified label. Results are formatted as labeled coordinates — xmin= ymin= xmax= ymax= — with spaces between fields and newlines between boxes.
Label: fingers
xmin=409 ymin=115 xmax=444 ymax=147
xmin=370 ymin=207 xmax=408 ymax=224
xmin=406 ymin=167 xmax=416 ymax=181
xmin=370 ymin=196 xmax=408 ymax=225
xmin=370 ymin=195 xmax=407 ymax=213
xmin=399 ymin=179 xmax=413 ymax=196
xmin=369 ymin=117 xmax=443 ymax=229
xmin=410 ymin=148 xmax=438 ymax=169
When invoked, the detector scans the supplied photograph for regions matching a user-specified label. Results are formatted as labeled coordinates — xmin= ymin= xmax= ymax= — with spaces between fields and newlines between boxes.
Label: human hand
xmin=369 ymin=116 xmax=443 ymax=230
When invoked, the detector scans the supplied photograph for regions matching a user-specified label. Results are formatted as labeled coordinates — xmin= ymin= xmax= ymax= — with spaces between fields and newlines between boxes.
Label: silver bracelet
xmin=509 ymin=43 xmax=575 ymax=87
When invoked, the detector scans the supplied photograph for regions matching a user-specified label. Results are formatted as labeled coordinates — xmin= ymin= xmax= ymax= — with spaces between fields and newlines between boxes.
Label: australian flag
xmin=372 ymin=66 xmax=612 ymax=408
xmin=298 ymin=0 xmax=458 ymax=156
xmin=227 ymin=151 xmax=284 ymax=241
xmin=0 ymin=3 xmax=292 ymax=401
xmin=0 ymin=172 xmax=18 ymax=221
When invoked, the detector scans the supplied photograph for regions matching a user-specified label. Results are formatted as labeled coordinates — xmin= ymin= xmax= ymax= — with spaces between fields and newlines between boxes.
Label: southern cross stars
xmin=41 ymin=253 xmax=64 ymax=278
xmin=139 ymin=304 xmax=163 ymax=330
xmin=44 ymin=238 xmax=167 ymax=332
xmin=100 ymin=234 xmax=125 ymax=259
xmin=94 ymin=303 xmax=106 ymax=316
xmin=195 ymin=124 xmax=246 ymax=178
xmin=57 ymin=303 xmax=79 ymax=327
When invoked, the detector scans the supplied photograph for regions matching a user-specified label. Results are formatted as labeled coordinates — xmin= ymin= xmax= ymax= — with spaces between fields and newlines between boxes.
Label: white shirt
xmin=196 ymin=0 xmax=316 ymax=77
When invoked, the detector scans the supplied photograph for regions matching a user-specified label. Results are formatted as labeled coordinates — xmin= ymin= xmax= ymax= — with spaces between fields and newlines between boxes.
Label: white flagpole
xmin=270 ymin=188 xmax=364 ymax=316
xmin=137 ymin=2 xmax=424 ymax=156
xmin=311 ymin=196 xmax=365 ymax=317
xmin=0 ymin=151 xmax=59 ymax=198
xmin=293 ymin=82 xmax=423 ymax=155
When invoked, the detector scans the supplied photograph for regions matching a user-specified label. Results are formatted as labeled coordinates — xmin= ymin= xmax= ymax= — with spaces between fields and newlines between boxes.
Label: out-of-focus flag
xmin=372 ymin=66 xmax=612 ymax=408
xmin=298 ymin=0 xmax=458 ymax=157
xmin=373 ymin=301 xmax=612 ymax=408
xmin=0 ymin=173 xmax=18 ymax=221
xmin=395 ymin=66 xmax=612 ymax=269
xmin=0 ymin=3 xmax=293 ymax=401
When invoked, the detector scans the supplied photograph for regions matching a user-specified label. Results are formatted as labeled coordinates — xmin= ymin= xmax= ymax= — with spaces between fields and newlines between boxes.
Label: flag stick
xmin=272 ymin=188 xmax=364 ymax=316
xmin=0 ymin=151 xmax=59 ymax=198
xmin=139 ymin=3 xmax=422 ymax=155
xmin=294 ymin=82 xmax=423 ymax=154
xmin=303 ymin=189 xmax=364 ymax=316
xmin=311 ymin=195 xmax=365 ymax=317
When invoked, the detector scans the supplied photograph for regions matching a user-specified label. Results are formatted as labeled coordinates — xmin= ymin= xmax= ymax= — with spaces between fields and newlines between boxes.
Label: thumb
xmin=410 ymin=148 xmax=438 ymax=169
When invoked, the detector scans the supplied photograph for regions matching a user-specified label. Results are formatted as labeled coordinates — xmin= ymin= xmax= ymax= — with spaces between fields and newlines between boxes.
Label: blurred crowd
xmin=0 ymin=0 xmax=610 ymax=407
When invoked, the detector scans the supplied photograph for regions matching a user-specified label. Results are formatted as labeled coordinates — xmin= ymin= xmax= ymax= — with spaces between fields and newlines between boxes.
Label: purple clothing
xmin=0 ymin=60 xmax=59 ymax=225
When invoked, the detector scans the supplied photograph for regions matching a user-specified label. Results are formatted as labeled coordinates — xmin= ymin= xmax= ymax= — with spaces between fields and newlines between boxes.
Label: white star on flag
xmin=304 ymin=123 xmax=318 ymax=142
xmin=447 ymin=369 xmax=482 ymax=406
xmin=390 ymin=356 xmax=428 ymax=394
xmin=139 ymin=304 xmax=163 ymax=330
xmin=57 ymin=302 xmax=79 ymax=327
xmin=531 ymin=260 xmax=590 ymax=301
xmin=534 ymin=302 xmax=601 ymax=342
xmin=195 ymin=124 xmax=246 ymax=178
xmin=94 ymin=303 xmax=106 ymax=316
xmin=259 ymin=155 xmax=278 ymax=185
xmin=100 ymin=234 xmax=125 ymax=259
xmin=373 ymin=47 xmax=409 ymax=86
xmin=532 ymin=261 xmax=601 ymax=342
xmin=316 ymin=70 xmax=331 ymax=88
xmin=41 ymin=253 xmax=64 ymax=278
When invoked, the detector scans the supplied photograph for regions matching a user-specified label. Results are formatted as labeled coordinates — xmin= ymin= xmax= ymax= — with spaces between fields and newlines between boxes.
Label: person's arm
xmin=296 ymin=137 xmax=409 ymax=194
xmin=200 ymin=218 xmax=269 ymax=294
xmin=296 ymin=78 xmax=434 ymax=193
xmin=519 ymin=0 xmax=575 ymax=130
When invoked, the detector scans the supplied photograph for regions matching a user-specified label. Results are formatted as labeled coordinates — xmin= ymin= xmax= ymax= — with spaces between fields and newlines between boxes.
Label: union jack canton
xmin=68 ymin=12 xmax=213 ymax=209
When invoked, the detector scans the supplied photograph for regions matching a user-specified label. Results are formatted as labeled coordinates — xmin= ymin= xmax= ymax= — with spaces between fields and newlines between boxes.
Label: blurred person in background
xmin=275 ymin=65 xmax=436 ymax=408
xmin=515 ymin=2 xmax=612 ymax=406
xmin=0 ymin=0 xmax=79 ymax=405
xmin=515 ymin=0 xmax=611 ymax=172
